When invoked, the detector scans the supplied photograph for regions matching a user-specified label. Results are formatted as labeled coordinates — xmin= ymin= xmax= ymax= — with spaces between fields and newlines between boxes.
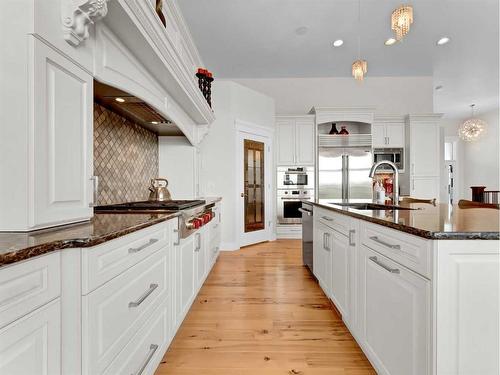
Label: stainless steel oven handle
xmin=128 ymin=238 xmax=159 ymax=254
xmin=369 ymin=256 xmax=400 ymax=274
xmin=298 ymin=208 xmax=312 ymax=216
xmin=131 ymin=344 xmax=159 ymax=375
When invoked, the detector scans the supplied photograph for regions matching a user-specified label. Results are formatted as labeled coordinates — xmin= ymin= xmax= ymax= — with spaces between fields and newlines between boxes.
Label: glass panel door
xmin=244 ymin=139 xmax=265 ymax=232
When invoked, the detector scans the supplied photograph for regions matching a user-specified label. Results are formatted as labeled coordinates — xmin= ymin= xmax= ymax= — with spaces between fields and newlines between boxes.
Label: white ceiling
xmin=178 ymin=0 xmax=499 ymax=118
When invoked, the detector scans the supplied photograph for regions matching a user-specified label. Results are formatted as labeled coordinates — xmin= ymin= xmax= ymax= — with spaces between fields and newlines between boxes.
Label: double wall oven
xmin=277 ymin=167 xmax=314 ymax=224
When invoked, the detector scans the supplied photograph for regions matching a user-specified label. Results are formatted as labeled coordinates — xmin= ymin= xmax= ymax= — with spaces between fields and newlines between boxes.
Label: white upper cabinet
xmin=372 ymin=116 xmax=405 ymax=148
xmin=33 ymin=38 xmax=93 ymax=228
xmin=295 ymin=120 xmax=315 ymax=165
xmin=276 ymin=116 xmax=315 ymax=166
xmin=407 ymin=114 xmax=443 ymax=200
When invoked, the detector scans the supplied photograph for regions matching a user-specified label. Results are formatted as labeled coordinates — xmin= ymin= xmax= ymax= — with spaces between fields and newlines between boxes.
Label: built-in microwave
xmin=373 ymin=148 xmax=404 ymax=171
xmin=277 ymin=167 xmax=314 ymax=189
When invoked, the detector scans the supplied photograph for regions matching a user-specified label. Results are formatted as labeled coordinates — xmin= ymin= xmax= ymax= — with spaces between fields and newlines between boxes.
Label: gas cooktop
xmin=95 ymin=200 xmax=206 ymax=211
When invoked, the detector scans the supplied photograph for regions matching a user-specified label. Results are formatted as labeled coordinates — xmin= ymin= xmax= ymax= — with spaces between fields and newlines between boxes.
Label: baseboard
xmin=220 ymin=242 xmax=240 ymax=251
xmin=276 ymin=224 xmax=302 ymax=239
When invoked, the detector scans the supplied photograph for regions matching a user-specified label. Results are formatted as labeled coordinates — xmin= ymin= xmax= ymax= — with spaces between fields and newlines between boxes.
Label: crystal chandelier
xmin=352 ymin=60 xmax=367 ymax=81
xmin=458 ymin=104 xmax=487 ymax=142
xmin=391 ymin=5 xmax=414 ymax=41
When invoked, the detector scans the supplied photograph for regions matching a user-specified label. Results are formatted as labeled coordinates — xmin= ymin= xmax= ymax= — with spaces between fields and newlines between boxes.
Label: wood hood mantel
xmin=62 ymin=0 xmax=215 ymax=145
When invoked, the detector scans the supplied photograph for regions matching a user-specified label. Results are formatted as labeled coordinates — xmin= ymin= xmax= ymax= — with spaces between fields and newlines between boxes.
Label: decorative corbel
xmin=62 ymin=0 xmax=109 ymax=47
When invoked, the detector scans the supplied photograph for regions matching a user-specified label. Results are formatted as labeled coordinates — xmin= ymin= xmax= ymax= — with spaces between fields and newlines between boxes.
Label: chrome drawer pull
xmin=128 ymin=238 xmax=159 ymax=254
xmin=128 ymin=284 xmax=158 ymax=308
xmin=131 ymin=344 xmax=159 ymax=375
xmin=321 ymin=216 xmax=333 ymax=221
xmin=369 ymin=236 xmax=401 ymax=250
xmin=369 ymin=256 xmax=400 ymax=274
xmin=173 ymin=228 xmax=180 ymax=246
xmin=349 ymin=229 xmax=356 ymax=246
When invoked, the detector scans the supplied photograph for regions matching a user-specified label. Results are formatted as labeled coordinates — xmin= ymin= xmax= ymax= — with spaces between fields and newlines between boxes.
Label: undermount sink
xmin=330 ymin=202 xmax=419 ymax=211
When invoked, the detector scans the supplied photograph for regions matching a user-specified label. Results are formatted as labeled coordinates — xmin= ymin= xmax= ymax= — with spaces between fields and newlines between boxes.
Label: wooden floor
xmin=155 ymin=240 xmax=375 ymax=375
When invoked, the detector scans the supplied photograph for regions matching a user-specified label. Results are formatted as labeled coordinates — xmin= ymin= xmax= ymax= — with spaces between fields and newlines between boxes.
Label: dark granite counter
xmin=0 ymin=213 xmax=180 ymax=268
xmin=313 ymin=199 xmax=500 ymax=240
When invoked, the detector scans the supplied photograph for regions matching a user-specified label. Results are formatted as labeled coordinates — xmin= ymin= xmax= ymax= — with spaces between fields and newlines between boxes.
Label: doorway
xmin=443 ymin=136 xmax=460 ymax=204
xmin=236 ymin=120 xmax=274 ymax=248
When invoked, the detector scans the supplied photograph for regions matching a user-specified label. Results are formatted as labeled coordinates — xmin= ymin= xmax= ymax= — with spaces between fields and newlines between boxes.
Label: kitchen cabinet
xmin=407 ymin=114 xmax=442 ymax=200
xmin=372 ymin=119 xmax=405 ymax=148
xmin=0 ymin=299 xmax=61 ymax=375
xmin=276 ymin=116 xmax=315 ymax=166
xmin=313 ymin=221 xmax=332 ymax=296
xmin=358 ymin=245 xmax=431 ymax=375
xmin=330 ymin=230 xmax=350 ymax=319
xmin=175 ymin=234 xmax=196 ymax=326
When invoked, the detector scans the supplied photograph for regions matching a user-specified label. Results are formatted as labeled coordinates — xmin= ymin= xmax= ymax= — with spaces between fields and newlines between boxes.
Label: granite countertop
xmin=313 ymin=199 xmax=500 ymax=240
xmin=0 ymin=197 xmax=223 ymax=268
xmin=0 ymin=213 xmax=180 ymax=268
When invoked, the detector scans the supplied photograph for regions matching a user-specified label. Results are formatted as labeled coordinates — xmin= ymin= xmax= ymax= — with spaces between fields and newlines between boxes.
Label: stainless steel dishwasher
xmin=299 ymin=201 xmax=313 ymax=274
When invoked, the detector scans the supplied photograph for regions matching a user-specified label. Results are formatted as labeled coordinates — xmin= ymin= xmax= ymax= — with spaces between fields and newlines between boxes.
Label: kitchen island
xmin=310 ymin=200 xmax=499 ymax=375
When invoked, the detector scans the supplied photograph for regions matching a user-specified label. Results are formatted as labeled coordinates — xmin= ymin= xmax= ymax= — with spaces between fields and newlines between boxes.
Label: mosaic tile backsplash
xmin=94 ymin=103 xmax=158 ymax=205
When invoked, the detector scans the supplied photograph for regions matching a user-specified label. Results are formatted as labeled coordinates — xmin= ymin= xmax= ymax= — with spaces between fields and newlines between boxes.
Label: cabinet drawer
xmin=82 ymin=250 xmax=168 ymax=375
xmin=0 ymin=299 xmax=61 ymax=375
xmin=82 ymin=221 xmax=169 ymax=294
xmin=361 ymin=222 xmax=432 ymax=279
xmin=103 ymin=303 xmax=169 ymax=375
xmin=316 ymin=207 xmax=350 ymax=236
xmin=0 ymin=252 xmax=60 ymax=328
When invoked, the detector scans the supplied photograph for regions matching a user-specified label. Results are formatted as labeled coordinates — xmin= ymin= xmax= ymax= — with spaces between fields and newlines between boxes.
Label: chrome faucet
xmin=369 ymin=161 xmax=399 ymax=205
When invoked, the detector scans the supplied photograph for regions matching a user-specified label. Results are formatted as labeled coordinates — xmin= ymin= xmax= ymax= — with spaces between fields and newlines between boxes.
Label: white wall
xmin=198 ymin=81 xmax=275 ymax=250
xmin=440 ymin=109 xmax=499 ymax=200
xmin=233 ymin=76 xmax=434 ymax=115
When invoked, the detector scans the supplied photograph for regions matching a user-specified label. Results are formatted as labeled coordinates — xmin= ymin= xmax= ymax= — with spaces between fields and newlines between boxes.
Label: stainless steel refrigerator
xmin=318 ymin=146 xmax=373 ymax=200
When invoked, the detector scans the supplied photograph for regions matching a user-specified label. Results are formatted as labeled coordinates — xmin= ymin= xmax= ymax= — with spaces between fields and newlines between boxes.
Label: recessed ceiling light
xmin=385 ymin=37 xmax=397 ymax=46
xmin=151 ymin=121 xmax=159 ymax=124
xmin=295 ymin=26 xmax=309 ymax=36
xmin=115 ymin=97 xmax=125 ymax=103
xmin=333 ymin=39 xmax=344 ymax=47
xmin=437 ymin=37 xmax=450 ymax=46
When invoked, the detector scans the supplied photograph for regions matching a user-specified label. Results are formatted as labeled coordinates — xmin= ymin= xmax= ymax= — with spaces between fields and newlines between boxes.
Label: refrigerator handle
xmin=342 ymin=155 xmax=349 ymax=200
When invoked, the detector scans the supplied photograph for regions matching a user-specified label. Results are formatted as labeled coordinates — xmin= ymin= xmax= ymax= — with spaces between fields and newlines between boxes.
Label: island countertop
xmin=312 ymin=199 xmax=500 ymax=240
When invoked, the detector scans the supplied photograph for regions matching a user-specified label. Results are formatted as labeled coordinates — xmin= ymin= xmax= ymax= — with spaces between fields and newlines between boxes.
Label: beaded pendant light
xmin=352 ymin=0 xmax=367 ymax=81
xmin=458 ymin=104 xmax=487 ymax=142
xmin=391 ymin=5 xmax=414 ymax=41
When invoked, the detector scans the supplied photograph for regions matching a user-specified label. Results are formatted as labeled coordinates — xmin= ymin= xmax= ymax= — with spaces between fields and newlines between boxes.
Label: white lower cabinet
xmin=359 ymin=244 xmax=431 ymax=375
xmin=175 ymin=233 xmax=195 ymax=327
xmin=0 ymin=299 xmax=61 ymax=375
xmin=330 ymin=230 xmax=349 ymax=319
xmin=82 ymin=249 xmax=168 ymax=375
xmin=313 ymin=221 xmax=332 ymax=296
xmin=103 ymin=303 xmax=170 ymax=375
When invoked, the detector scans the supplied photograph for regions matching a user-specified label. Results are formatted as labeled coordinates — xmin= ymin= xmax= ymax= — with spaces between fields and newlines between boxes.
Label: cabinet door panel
xmin=410 ymin=123 xmax=439 ymax=176
xmin=331 ymin=231 xmax=349 ymax=318
xmin=295 ymin=120 xmax=314 ymax=165
xmin=277 ymin=121 xmax=296 ymax=165
xmin=0 ymin=300 xmax=61 ymax=375
xmin=410 ymin=177 xmax=439 ymax=200
xmin=33 ymin=38 xmax=93 ymax=228
xmin=359 ymin=245 xmax=430 ymax=375
xmin=386 ymin=123 xmax=405 ymax=147
xmin=371 ymin=124 xmax=386 ymax=148
xmin=176 ymin=236 xmax=195 ymax=324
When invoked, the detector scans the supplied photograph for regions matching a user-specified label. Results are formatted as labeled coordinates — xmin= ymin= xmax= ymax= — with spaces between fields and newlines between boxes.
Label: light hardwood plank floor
xmin=155 ymin=239 xmax=375 ymax=375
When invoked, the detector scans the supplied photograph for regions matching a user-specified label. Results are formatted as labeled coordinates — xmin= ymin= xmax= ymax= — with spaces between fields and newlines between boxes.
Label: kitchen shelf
xmin=319 ymin=134 xmax=372 ymax=148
